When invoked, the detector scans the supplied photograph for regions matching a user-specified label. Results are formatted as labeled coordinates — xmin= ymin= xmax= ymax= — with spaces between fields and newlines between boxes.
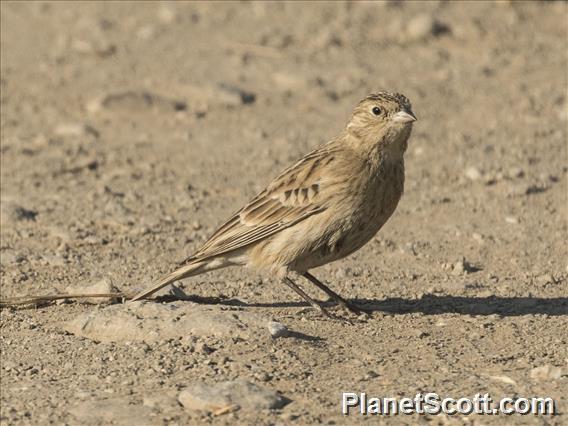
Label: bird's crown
xmin=359 ymin=92 xmax=412 ymax=111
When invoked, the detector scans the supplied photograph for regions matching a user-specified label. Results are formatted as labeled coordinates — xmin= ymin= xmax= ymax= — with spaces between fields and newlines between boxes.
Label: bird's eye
xmin=372 ymin=106 xmax=382 ymax=116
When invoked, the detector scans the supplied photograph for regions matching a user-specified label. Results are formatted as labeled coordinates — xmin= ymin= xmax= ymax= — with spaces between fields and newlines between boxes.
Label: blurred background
xmin=2 ymin=0 xmax=566 ymax=296
xmin=1 ymin=1 xmax=566 ymax=424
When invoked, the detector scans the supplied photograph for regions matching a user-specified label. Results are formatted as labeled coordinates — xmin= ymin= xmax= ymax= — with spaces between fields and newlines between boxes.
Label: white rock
xmin=489 ymin=375 xmax=517 ymax=386
xmin=505 ymin=216 xmax=519 ymax=224
xmin=465 ymin=166 xmax=483 ymax=181
xmin=472 ymin=233 xmax=484 ymax=243
xmin=267 ymin=321 xmax=288 ymax=338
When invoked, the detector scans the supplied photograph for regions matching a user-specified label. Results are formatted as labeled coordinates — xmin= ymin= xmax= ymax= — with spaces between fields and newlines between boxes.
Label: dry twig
xmin=0 ymin=293 xmax=131 ymax=309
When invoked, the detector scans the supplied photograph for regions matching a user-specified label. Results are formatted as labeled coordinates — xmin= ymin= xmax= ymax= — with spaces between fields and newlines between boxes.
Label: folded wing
xmin=181 ymin=145 xmax=340 ymax=264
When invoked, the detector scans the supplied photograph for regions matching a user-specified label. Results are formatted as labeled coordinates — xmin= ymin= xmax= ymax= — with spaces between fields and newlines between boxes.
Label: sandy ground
xmin=1 ymin=1 xmax=567 ymax=425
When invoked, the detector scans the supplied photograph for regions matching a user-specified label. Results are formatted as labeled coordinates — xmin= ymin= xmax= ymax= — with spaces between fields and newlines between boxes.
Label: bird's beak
xmin=392 ymin=110 xmax=417 ymax=123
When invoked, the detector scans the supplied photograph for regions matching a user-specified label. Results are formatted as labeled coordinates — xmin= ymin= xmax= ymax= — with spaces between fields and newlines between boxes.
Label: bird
xmin=131 ymin=92 xmax=417 ymax=317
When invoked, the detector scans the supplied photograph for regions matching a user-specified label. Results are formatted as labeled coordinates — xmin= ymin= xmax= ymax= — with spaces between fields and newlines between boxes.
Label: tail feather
xmin=130 ymin=261 xmax=210 ymax=301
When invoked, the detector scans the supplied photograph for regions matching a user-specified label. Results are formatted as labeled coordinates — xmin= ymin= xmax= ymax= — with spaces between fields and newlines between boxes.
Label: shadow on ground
xmin=353 ymin=295 xmax=568 ymax=316
xmin=158 ymin=294 xmax=568 ymax=316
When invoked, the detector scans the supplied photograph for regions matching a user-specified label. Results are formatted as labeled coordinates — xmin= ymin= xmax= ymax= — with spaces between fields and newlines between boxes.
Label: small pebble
xmin=362 ymin=370 xmax=379 ymax=380
xmin=217 ymin=83 xmax=256 ymax=105
xmin=505 ymin=216 xmax=519 ymax=224
xmin=489 ymin=375 xmax=517 ymax=386
xmin=464 ymin=166 xmax=483 ymax=181
xmin=507 ymin=167 xmax=525 ymax=179
xmin=472 ymin=233 xmax=484 ymax=243
xmin=267 ymin=321 xmax=288 ymax=338
xmin=450 ymin=257 xmax=474 ymax=276
xmin=406 ymin=14 xmax=450 ymax=41
xmin=54 ymin=123 xmax=99 ymax=138
xmin=414 ymin=330 xmax=429 ymax=338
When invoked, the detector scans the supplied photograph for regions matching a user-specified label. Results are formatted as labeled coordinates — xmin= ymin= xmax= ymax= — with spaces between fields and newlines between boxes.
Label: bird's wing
xmin=181 ymin=144 xmax=340 ymax=264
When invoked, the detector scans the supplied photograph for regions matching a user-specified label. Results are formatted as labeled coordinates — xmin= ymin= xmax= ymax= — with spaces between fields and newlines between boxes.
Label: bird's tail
xmin=130 ymin=259 xmax=221 ymax=302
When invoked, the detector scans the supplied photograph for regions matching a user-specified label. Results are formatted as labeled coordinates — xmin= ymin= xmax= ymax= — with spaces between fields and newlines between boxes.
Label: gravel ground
xmin=1 ymin=1 xmax=567 ymax=425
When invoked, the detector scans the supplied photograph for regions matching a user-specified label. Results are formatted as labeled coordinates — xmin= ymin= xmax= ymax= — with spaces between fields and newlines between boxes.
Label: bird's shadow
xmin=159 ymin=294 xmax=568 ymax=317
xmin=352 ymin=295 xmax=568 ymax=317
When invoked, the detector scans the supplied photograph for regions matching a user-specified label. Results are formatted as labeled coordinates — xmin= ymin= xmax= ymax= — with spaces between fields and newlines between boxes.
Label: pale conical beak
xmin=392 ymin=110 xmax=417 ymax=123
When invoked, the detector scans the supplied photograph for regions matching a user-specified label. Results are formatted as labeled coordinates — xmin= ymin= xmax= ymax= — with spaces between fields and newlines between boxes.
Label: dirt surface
xmin=1 ymin=1 xmax=567 ymax=425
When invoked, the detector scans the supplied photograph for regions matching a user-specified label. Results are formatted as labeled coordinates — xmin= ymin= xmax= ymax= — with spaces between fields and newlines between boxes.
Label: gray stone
xmin=63 ymin=302 xmax=268 ymax=343
xmin=178 ymin=379 xmax=290 ymax=412
xmin=530 ymin=365 xmax=563 ymax=381
xmin=68 ymin=399 xmax=155 ymax=425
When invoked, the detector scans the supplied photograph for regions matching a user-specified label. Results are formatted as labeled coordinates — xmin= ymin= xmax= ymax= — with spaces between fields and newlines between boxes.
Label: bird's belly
xmin=292 ymin=194 xmax=401 ymax=271
xmin=297 ymin=213 xmax=388 ymax=270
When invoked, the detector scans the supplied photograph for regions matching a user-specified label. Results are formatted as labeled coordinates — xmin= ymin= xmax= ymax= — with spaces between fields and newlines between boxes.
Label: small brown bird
xmin=131 ymin=92 xmax=417 ymax=316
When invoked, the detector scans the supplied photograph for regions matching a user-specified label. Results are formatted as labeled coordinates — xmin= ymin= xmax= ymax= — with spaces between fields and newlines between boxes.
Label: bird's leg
xmin=282 ymin=276 xmax=331 ymax=318
xmin=302 ymin=271 xmax=366 ymax=315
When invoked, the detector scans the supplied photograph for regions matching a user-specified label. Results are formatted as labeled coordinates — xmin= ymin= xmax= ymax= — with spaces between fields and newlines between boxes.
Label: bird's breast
xmin=285 ymin=159 xmax=405 ymax=272
xmin=342 ymin=173 xmax=403 ymax=250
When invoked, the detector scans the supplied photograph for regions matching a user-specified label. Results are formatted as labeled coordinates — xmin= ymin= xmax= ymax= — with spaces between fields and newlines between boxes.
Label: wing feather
xmin=180 ymin=144 xmax=341 ymax=264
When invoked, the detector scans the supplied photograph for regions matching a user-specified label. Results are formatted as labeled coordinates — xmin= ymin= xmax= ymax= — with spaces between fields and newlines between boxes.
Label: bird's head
xmin=347 ymin=92 xmax=416 ymax=155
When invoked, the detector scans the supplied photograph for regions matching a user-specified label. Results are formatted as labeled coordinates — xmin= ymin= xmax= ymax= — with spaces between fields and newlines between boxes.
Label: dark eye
xmin=372 ymin=106 xmax=381 ymax=116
